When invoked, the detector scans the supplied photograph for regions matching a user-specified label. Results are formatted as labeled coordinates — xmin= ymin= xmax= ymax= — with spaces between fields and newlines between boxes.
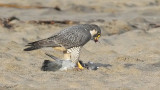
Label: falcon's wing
xmin=24 ymin=25 xmax=91 ymax=51
xmin=51 ymin=28 xmax=91 ymax=49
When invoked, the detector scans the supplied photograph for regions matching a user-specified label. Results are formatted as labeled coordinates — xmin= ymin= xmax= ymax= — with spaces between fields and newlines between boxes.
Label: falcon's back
xmin=24 ymin=24 xmax=93 ymax=51
xmin=49 ymin=24 xmax=92 ymax=49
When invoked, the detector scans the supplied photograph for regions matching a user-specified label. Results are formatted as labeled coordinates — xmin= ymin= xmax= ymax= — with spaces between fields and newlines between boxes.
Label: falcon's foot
xmin=75 ymin=61 xmax=85 ymax=70
xmin=77 ymin=61 xmax=84 ymax=70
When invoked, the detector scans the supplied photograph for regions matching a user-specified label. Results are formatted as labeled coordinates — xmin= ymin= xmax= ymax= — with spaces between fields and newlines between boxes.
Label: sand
xmin=0 ymin=0 xmax=160 ymax=90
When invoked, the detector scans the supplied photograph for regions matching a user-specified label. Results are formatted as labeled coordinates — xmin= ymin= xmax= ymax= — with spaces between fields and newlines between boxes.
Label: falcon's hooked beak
xmin=94 ymin=37 xmax=99 ymax=42
xmin=94 ymin=33 xmax=101 ymax=43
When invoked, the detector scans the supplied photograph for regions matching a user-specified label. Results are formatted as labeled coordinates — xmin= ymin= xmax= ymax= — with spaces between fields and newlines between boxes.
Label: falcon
xmin=24 ymin=24 xmax=101 ymax=69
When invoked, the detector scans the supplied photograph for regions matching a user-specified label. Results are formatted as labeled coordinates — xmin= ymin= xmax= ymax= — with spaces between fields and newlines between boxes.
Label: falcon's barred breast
xmin=24 ymin=24 xmax=101 ymax=65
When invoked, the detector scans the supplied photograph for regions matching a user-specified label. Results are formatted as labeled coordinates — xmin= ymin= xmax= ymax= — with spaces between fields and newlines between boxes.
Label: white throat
xmin=90 ymin=29 xmax=97 ymax=36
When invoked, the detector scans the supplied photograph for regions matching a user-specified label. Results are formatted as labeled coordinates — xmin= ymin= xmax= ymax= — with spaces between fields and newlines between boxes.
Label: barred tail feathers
xmin=24 ymin=39 xmax=58 ymax=51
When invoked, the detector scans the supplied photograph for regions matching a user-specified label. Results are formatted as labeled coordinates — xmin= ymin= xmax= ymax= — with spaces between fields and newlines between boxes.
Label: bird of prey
xmin=24 ymin=24 xmax=101 ymax=69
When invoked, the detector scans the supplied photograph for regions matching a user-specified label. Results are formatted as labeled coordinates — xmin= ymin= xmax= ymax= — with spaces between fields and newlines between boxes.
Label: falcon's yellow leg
xmin=63 ymin=52 xmax=71 ymax=60
xmin=53 ymin=47 xmax=66 ymax=51
xmin=53 ymin=47 xmax=71 ymax=60
xmin=77 ymin=61 xmax=84 ymax=70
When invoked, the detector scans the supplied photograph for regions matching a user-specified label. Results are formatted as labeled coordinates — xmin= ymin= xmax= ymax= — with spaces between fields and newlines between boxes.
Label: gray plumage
xmin=41 ymin=53 xmax=111 ymax=71
xmin=24 ymin=24 xmax=101 ymax=51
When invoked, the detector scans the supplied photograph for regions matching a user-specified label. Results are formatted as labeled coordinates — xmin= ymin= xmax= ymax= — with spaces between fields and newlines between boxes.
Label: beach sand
xmin=0 ymin=0 xmax=160 ymax=90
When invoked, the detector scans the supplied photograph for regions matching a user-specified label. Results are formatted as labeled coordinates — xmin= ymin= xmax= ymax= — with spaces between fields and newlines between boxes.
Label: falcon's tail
xmin=24 ymin=39 xmax=56 ymax=51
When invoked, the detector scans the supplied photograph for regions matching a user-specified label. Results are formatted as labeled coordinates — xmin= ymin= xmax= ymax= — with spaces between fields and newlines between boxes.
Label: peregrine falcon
xmin=24 ymin=24 xmax=101 ymax=69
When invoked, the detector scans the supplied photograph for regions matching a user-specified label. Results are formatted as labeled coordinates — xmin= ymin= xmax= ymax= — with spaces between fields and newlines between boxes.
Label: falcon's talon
xmin=77 ymin=61 xmax=84 ymax=70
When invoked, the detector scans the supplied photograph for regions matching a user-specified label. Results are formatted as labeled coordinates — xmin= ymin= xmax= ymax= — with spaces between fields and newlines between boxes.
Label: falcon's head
xmin=89 ymin=24 xmax=101 ymax=42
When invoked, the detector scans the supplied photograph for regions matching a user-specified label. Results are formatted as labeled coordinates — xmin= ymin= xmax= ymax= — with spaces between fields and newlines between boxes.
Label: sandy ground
xmin=0 ymin=0 xmax=160 ymax=90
